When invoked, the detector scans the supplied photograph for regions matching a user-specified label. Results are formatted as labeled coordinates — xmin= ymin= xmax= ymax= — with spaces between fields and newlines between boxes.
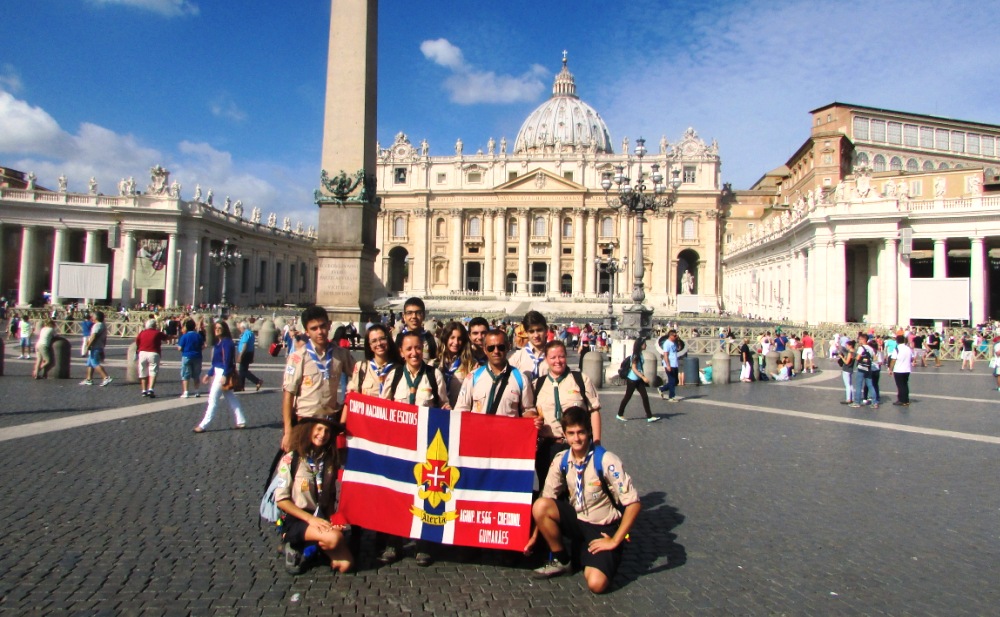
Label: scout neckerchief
xmin=442 ymin=356 xmax=461 ymax=383
xmin=404 ymin=364 xmax=426 ymax=405
xmin=572 ymin=449 xmax=594 ymax=510
xmin=305 ymin=339 xmax=333 ymax=381
xmin=525 ymin=345 xmax=543 ymax=379
xmin=483 ymin=363 xmax=508 ymax=413
xmin=305 ymin=453 xmax=325 ymax=509
xmin=548 ymin=372 xmax=568 ymax=420
xmin=370 ymin=359 xmax=394 ymax=394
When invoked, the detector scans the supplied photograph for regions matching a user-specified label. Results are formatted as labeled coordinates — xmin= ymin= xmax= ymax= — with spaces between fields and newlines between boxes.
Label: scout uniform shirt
xmin=380 ymin=364 xmax=450 ymax=408
xmin=541 ymin=447 xmax=638 ymax=526
xmin=453 ymin=364 xmax=535 ymax=417
xmin=534 ymin=371 xmax=600 ymax=440
xmin=274 ymin=452 xmax=324 ymax=513
xmin=509 ymin=344 xmax=549 ymax=380
xmin=348 ymin=360 xmax=395 ymax=398
xmin=283 ymin=343 xmax=355 ymax=418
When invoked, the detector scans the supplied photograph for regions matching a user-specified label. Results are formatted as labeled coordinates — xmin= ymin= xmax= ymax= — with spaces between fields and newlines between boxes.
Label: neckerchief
xmin=525 ymin=345 xmax=543 ymax=379
xmin=305 ymin=454 xmax=325 ymax=507
xmin=572 ymin=449 xmax=594 ymax=510
xmin=305 ymin=339 xmax=333 ymax=381
xmin=404 ymin=364 xmax=425 ymax=405
xmin=442 ymin=356 xmax=461 ymax=383
xmin=483 ymin=364 xmax=507 ymax=412
xmin=548 ymin=372 xmax=567 ymax=420
xmin=370 ymin=360 xmax=394 ymax=394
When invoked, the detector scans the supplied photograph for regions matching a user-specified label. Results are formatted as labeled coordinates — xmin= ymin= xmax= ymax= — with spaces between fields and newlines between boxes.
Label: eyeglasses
xmin=403 ymin=310 xmax=424 ymax=317
xmin=486 ymin=344 xmax=508 ymax=353
xmin=369 ymin=337 xmax=387 ymax=345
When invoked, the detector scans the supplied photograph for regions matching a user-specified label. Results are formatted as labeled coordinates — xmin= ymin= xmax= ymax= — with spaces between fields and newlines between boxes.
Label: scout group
xmin=264 ymin=298 xmax=643 ymax=594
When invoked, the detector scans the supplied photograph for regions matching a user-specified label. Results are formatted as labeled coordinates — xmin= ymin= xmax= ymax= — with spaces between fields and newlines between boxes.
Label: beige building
xmin=374 ymin=56 xmax=724 ymax=312
xmin=722 ymin=103 xmax=1000 ymax=326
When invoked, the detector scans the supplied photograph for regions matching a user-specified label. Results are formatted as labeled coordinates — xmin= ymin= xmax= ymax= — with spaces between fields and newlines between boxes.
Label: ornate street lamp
xmin=209 ymin=238 xmax=241 ymax=318
xmin=601 ymin=137 xmax=681 ymax=339
xmin=594 ymin=244 xmax=627 ymax=331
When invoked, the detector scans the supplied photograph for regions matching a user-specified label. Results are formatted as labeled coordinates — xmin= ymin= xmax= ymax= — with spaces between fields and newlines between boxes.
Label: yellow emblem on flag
xmin=413 ymin=429 xmax=460 ymax=508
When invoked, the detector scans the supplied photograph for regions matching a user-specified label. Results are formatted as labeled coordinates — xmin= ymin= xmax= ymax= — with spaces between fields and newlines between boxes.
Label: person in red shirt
xmin=135 ymin=318 xmax=168 ymax=398
xmin=801 ymin=331 xmax=815 ymax=374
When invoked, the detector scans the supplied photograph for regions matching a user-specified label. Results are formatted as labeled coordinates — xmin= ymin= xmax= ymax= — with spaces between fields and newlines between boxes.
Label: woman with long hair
xmin=838 ymin=340 xmax=857 ymax=405
xmin=193 ymin=320 xmax=245 ymax=432
xmin=275 ymin=417 xmax=353 ymax=574
xmin=616 ymin=337 xmax=658 ymax=423
xmin=346 ymin=324 xmax=402 ymax=401
xmin=435 ymin=321 xmax=477 ymax=407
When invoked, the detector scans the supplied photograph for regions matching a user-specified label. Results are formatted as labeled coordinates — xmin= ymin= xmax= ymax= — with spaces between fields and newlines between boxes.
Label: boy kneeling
xmin=527 ymin=407 xmax=640 ymax=593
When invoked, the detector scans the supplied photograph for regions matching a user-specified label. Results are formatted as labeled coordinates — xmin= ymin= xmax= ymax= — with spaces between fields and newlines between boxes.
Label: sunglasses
xmin=486 ymin=344 xmax=507 ymax=353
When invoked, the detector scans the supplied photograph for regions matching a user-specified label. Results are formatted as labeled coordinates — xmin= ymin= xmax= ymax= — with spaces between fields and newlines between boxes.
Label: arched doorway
xmin=387 ymin=246 xmax=408 ymax=293
xmin=676 ymin=249 xmax=700 ymax=295
xmin=464 ymin=262 xmax=481 ymax=292
xmin=505 ymin=273 xmax=517 ymax=294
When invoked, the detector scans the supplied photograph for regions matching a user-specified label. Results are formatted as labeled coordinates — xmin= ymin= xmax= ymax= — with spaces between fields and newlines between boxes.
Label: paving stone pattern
xmin=0 ymin=345 xmax=997 ymax=615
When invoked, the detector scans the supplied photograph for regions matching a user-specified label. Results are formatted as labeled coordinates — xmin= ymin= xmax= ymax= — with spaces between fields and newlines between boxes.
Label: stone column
xmin=165 ymin=232 xmax=179 ymax=308
xmin=651 ymin=211 xmax=669 ymax=297
xmin=483 ymin=209 xmax=495 ymax=294
xmin=315 ymin=0 xmax=379 ymax=321
xmin=830 ymin=240 xmax=846 ymax=323
xmin=866 ymin=243 xmax=880 ymax=325
xmin=448 ymin=209 xmax=463 ymax=291
xmin=933 ymin=238 xmax=947 ymax=278
xmin=897 ymin=246 xmax=912 ymax=326
xmin=882 ymin=239 xmax=898 ymax=327
xmin=584 ymin=209 xmax=597 ymax=295
xmin=121 ymin=231 xmax=136 ymax=306
xmin=494 ymin=210 xmax=507 ymax=294
xmin=50 ymin=227 xmax=68 ymax=305
xmin=971 ymin=237 xmax=986 ymax=325
xmin=411 ymin=209 xmax=430 ymax=294
xmin=17 ymin=226 xmax=37 ymax=307
xmin=618 ymin=212 xmax=630 ymax=275
xmin=573 ymin=209 xmax=585 ymax=295
xmin=549 ymin=208 xmax=562 ymax=295
xmin=516 ymin=208 xmax=529 ymax=294
xmin=82 ymin=229 xmax=100 ymax=306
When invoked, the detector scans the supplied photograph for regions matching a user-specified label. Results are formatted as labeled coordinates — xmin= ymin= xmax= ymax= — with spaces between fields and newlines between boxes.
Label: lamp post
xmin=208 ymin=238 xmax=241 ymax=319
xmin=594 ymin=244 xmax=626 ymax=331
xmin=601 ymin=137 xmax=681 ymax=339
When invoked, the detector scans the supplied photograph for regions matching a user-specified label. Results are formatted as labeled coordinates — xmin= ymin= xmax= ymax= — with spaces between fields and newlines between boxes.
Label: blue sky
xmin=2 ymin=0 xmax=998 ymax=226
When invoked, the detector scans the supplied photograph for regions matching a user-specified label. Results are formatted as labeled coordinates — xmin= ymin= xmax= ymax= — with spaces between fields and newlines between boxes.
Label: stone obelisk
xmin=314 ymin=0 xmax=379 ymax=321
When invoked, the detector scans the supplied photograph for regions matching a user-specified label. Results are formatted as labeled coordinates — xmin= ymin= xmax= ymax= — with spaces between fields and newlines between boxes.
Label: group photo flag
xmin=339 ymin=393 xmax=537 ymax=551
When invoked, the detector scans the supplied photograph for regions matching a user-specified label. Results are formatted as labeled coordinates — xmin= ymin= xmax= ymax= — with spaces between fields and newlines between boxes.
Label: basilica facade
xmin=373 ymin=57 xmax=724 ymax=312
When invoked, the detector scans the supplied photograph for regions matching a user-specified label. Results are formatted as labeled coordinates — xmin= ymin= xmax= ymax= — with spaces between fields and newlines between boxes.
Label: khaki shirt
xmin=508 ymin=345 xmax=549 ymax=380
xmin=380 ymin=364 xmax=450 ymax=408
xmin=534 ymin=371 xmax=600 ymax=439
xmin=453 ymin=364 xmax=535 ymax=417
xmin=541 ymin=448 xmax=638 ymax=526
xmin=283 ymin=346 xmax=354 ymax=418
xmin=274 ymin=452 xmax=322 ymax=513
xmin=348 ymin=360 xmax=397 ymax=398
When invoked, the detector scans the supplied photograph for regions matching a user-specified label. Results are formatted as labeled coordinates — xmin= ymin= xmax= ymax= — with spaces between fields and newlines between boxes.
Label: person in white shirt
xmin=888 ymin=335 xmax=913 ymax=406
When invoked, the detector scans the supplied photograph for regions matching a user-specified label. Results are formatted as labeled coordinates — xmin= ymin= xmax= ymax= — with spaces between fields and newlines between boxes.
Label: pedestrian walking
xmin=888 ymin=335 xmax=913 ymax=406
xmin=237 ymin=321 xmax=263 ymax=392
xmin=32 ymin=319 xmax=55 ymax=379
xmin=193 ymin=321 xmax=245 ymax=432
xmin=616 ymin=338 xmax=658 ymax=422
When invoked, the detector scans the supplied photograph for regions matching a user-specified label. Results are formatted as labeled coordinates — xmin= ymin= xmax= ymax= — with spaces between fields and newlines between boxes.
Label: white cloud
xmin=0 ymin=64 xmax=23 ymax=94
xmin=420 ymin=38 xmax=547 ymax=104
xmin=0 ymin=91 xmax=68 ymax=155
xmin=209 ymin=93 xmax=248 ymax=122
xmin=86 ymin=0 xmax=199 ymax=17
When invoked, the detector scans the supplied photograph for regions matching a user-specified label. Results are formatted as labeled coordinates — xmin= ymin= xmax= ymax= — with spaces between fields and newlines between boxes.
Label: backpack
xmin=617 ymin=354 xmax=633 ymax=380
xmin=533 ymin=371 xmax=590 ymax=412
xmin=471 ymin=365 xmax=525 ymax=416
xmin=260 ymin=450 xmax=300 ymax=524
xmin=857 ymin=346 xmax=872 ymax=372
xmin=387 ymin=365 xmax=442 ymax=408
xmin=657 ymin=334 xmax=669 ymax=350
xmin=559 ymin=445 xmax=625 ymax=514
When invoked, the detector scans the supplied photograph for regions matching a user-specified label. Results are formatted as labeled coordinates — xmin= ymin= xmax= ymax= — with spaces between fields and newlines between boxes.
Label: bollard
xmin=581 ymin=350 xmax=605 ymax=389
xmin=712 ymin=348 xmax=731 ymax=385
xmin=683 ymin=356 xmax=700 ymax=386
xmin=791 ymin=348 xmax=803 ymax=372
xmin=204 ymin=318 xmax=216 ymax=349
xmin=765 ymin=350 xmax=780 ymax=377
xmin=642 ymin=348 xmax=662 ymax=389
xmin=0 ymin=338 xmax=4 ymax=376
xmin=50 ymin=336 xmax=72 ymax=379
xmin=751 ymin=354 xmax=761 ymax=381
xmin=258 ymin=319 xmax=277 ymax=350
xmin=273 ymin=316 xmax=286 ymax=333
xmin=126 ymin=342 xmax=139 ymax=384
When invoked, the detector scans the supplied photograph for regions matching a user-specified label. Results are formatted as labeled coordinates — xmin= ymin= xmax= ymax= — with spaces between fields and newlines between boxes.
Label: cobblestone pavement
xmin=0 ymin=343 xmax=997 ymax=616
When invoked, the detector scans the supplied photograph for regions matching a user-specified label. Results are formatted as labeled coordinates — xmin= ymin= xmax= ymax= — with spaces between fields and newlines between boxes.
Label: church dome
xmin=513 ymin=53 xmax=614 ymax=155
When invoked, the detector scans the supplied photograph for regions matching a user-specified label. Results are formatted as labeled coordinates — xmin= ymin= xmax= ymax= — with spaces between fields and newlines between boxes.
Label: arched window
xmin=873 ymin=154 xmax=886 ymax=172
xmin=507 ymin=218 xmax=518 ymax=238
xmin=938 ymin=162 xmax=949 ymax=170
xmin=856 ymin=152 xmax=869 ymax=166
xmin=435 ymin=218 xmax=446 ymax=237
xmin=468 ymin=216 xmax=481 ymax=237
xmin=682 ymin=218 xmax=697 ymax=240
xmin=923 ymin=160 xmax=935 ymax=171
xmin=562 ymin=217 xmax=572 ymax=238
xmin=986 ymin=167 xmax=996 ymax=179
xmin=393 ymin=216 xmax=406 ymax=238
xmin=533 ymin=216 xmax=546 ymax=236
xmin=889 ymin=156 xmax=902 ymax=171
xmin=600 ymin=216 xmax=614 ymax=237
xmin=906 ymin=158 xmax=919 ymax=172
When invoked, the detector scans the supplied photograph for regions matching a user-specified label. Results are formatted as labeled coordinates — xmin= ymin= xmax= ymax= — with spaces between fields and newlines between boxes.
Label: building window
xmin=533 ymin=216 xmax=546 ymax=236
xmin=923 ymin=160 xmax=935 ymax=171
xmin=508 ymin=171 xmax=518 ymax=181
xmin=600 ymin=216 xmax=614 ymax=237
xmin=983 ymin=137 xmax=995 ymax=157
xmin=951 ymin=131 xmax=965 ymax=153
xmin=938 ymin=162 xmax=950 ymax=170
xmin=563 ymin=171 xmax=574 ymax=182
xmin=392 ymin=216 xmax=406 ymax=238
xmin=889 ymin=156 xmax=902 ymax=171
xmin=910 ymin=180 xmax=923 ymax=196
xmin=507 ymin=246 xmax=516 ymax=254
xmin=289 ymin=264 xmax=295 ymax=293
xmin=986 ymin=167 xmax=996 ymax=180
xmin=683 ymin=166 xmax=696 ymax=183
xmin=726 ymin=233 xmax=733 ymax=243
xmin=468 ymin=246 xmax=479 ymax=254
xmin=436 ymin=173 xmax=447 ymax=184
xmin=394 ymin=167 xmax=407 ymax=184
xmin=853 ymin=116 xmax=869 ymax=140
xmin=241 ymin=258 xmax=250 ymax=293
xmin=257 ymin=261 xmax=267 ymax=292
xmin=887 ymin=122 xmax=902 ymax=144
xmin=873 ymin=154 xmax=886 ymax=171
xmin=562 ymin=218 xmax=572 ymax=237
xmin=967 ymin=134 xmax=980 ymax=154
xmin=870 ymin=119 xmax=886 ymax=142
xmin=300 ymin=263 xmax=307 ymax=292
xmin=935 ymin=129 xmax=949 ymax=150
xmin=920 ymin=126 xmax=934 ymax=148
xmin=562 ymin=247 xmax=572 ymax=255
xmin=822 ymin=153 xmax=832 ymax=165
xmin=904 ymin=124 xmax=918 ymax=146
xmin=507 ymin=218 xmax=518 ymax=238
xmin=467 ymin=171 xmax=482 ymax=183
xmin=468 ymin=216 xmax=481 ymax=236
xmin=275 ymin=262 xmax=282 ymax=293
xmin=906 ymin=158 xmax=919 ymax=171
xmin=856 ymin=152 xmax=870 ymax=166
xmin=682 ymin=218 xmax=696 ymax=240
xmin=435 ymin=218 xmax=446 ymax=238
